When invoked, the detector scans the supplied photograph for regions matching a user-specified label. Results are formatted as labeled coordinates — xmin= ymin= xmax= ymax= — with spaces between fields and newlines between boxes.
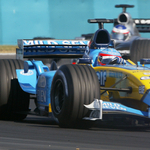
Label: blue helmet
xmin=111 ymin=25 xmax=130 ymax=41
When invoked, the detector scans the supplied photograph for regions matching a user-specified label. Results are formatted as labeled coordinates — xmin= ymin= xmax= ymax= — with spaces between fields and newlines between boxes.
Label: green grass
xmin=0 ymin=45 xmax=18 ymax=53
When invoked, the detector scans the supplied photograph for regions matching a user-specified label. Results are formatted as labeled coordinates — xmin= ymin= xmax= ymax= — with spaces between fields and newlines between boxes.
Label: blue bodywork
xmin=16 ymin=29 xmax=150 ymax=120
xmin=16 ymin=60 xmax=57 ymax=115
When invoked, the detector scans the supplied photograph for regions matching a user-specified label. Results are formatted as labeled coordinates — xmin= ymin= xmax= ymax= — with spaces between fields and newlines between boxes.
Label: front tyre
xmin=51 ymin=64 xmax=100 ymax=128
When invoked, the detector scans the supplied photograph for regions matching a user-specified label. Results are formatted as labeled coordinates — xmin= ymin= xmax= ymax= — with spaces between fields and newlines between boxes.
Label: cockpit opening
xmin=96 ymin=30 xmax=110 ymax=44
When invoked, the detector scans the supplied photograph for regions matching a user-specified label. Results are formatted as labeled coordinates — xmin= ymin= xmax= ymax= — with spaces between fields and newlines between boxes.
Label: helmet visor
xmin=111 ymin=32 xmax=128 ymax=41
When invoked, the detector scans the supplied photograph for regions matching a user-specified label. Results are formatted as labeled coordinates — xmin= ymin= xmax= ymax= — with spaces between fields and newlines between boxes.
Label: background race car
xmin=86 ymin=4 xmax=150 ymax=63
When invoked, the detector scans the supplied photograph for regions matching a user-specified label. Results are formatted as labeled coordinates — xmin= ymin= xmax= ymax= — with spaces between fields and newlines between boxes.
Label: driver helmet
xmin=111 ymin=25 xmax=130 ymax=41
xmin=98 ymin=50 xmax=122 ymax=65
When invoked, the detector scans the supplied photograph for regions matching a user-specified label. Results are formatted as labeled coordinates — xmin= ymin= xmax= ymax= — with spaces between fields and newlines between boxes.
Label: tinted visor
xmin=99 ymin=56 xmax=116 ymax=64
xmin=111 ymin=32 xmax=128 ymax=41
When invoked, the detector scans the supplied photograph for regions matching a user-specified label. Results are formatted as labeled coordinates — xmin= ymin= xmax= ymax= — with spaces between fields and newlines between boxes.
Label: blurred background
xmin=0 ymin=0 xmax=150 ymax=46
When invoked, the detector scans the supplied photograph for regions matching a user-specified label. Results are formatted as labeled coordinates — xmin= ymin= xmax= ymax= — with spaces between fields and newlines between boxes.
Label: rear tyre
xmin=130 ymin=39 xmax=150 ymax=63
xmin=0 ymin=59 xmax=30 ymax=120
xmin=51 ymin=64 xmax=100 ymax=128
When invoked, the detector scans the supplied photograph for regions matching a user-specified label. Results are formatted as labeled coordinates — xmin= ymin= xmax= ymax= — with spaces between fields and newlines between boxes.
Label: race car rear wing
xmin=88 ymin=18 xmax=150 ymax=33
xmin=16 ymin=39 xmax=89 ymax=59
xmin=88 ymin=19 xmax=113 ymax=29
xmin=134 ymin=19 xmax=150 ymax=32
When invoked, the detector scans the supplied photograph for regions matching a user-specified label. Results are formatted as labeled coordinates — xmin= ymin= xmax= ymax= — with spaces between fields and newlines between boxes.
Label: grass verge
xmin=0 ymin=45 xmax=18 ymax=53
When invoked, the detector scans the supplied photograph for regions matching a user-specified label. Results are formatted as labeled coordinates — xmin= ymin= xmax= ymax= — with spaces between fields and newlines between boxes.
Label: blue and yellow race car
xmin=0 ymin=28 xmax=150 ymax=128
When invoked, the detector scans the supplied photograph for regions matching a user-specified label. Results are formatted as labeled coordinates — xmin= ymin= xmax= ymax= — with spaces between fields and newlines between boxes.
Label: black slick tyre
xmin=0 ymin=59 xmax=30 ymax=120
xmin=51 ymin=64 xmax=100 ymax=128
xmin=130 ymin=39 xmax=150 ymax=63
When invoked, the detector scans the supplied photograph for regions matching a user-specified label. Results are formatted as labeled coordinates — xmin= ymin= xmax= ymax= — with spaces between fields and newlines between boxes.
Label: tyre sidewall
xmin=51 ymin=69 xmax=73 ymax=123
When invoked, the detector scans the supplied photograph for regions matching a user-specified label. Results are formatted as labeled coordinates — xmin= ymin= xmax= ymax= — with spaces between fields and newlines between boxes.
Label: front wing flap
xmin=84 ymin=99 xmax=149 ymax=121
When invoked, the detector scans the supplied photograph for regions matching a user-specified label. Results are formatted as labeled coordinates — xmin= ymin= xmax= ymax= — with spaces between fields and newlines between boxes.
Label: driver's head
xmin=98 ymin=50 xmax=122 ymax=65
xmin=111 ymin=25 xmax=130 ymax=41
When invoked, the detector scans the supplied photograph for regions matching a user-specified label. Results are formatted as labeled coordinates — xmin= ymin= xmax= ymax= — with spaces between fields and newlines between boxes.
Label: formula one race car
xmin=88 ymin=4 xmax=150 ymax=63
xmin=1 ymin=28 xmax=150 ymax=128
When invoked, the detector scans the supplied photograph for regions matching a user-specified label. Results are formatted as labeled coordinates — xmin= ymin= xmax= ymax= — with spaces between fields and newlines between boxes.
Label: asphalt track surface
xmin=1 ymin=54 xmax=150 ymax=150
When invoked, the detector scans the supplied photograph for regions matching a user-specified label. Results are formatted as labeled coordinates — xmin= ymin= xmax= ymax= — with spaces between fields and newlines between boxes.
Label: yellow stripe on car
xmin=49 ymin=103 xmax=52 ymax=112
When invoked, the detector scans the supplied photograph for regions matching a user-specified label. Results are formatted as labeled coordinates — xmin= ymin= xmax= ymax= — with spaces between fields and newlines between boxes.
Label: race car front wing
xmin=84 ymin=99 xmax=150 ymax=121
